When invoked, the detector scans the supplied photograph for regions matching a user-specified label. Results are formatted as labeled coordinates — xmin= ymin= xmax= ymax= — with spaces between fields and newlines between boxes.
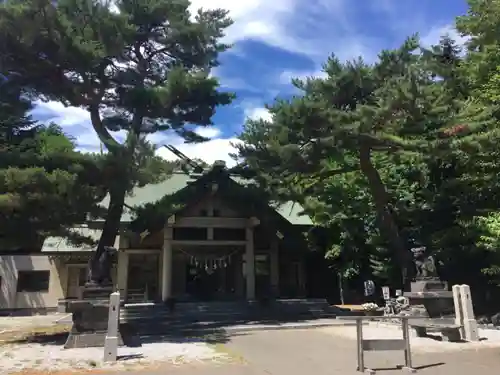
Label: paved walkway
xmin=118 ymin=328 xmax=500 ymax=375
xmin=227 ymin=328 xmax=500 ymax=374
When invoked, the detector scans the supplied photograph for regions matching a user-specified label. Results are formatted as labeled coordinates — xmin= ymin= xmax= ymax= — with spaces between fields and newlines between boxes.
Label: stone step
xmin=125 ymin=317 xmax=351 ymax=337
xmin=121 ymin=306 xmax=339 ymax=317
xmin=120 ymin=299 xmax=341 ymax=326
xmin=122 ymin=309 xmax=338 ymax=322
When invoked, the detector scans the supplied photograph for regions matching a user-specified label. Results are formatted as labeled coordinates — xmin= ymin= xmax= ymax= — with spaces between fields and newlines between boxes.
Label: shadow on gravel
xmin=4 ymin=331 xmax=69 ymax=346
xmin=4 ymin=325 xmax=243 ymax=347
xmin=372 ymin=362 xmax=445 ymax=372
xmin=117 ymin=353 xmax=144 ymax=361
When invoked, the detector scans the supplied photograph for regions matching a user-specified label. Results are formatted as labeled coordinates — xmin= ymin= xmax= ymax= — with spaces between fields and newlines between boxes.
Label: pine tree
xmin=0 ymin=84 xmax=106 ymax=249
xmin=0 ymin=0 xmax=234 ymax=253
xmin=237 ymin=36 xmax=493 ymax=287
xmin=0 ymin=82 xmax=39 ymax=152
xmin=456 ymin=0 xmax=500 ymax=105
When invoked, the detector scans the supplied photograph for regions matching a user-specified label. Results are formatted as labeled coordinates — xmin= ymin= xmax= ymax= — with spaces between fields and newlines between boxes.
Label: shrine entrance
xmin=174 ymin=246 xmax=245 ymax=301
xmin=126 ymin=253 xmax=160 ymax=302
xmin=186 ymin=262 xmax=234 ymax=300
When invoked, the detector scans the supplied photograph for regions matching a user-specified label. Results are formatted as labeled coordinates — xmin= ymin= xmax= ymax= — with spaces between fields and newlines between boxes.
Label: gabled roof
xmin=41 ymin=226 xmax=120 ymax=253
xmin=97 ymin=170 xmax=313 ymax=226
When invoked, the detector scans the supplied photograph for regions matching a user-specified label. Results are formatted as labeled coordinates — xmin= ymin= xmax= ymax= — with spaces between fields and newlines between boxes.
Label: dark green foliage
xmin=0 ymin=82 xmax=39 ymax=152
xmin=0 ymin=84 xmax=105 ymax=249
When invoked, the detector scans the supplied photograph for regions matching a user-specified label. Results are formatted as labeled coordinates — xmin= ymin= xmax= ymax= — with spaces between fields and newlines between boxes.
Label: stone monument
xmin=404 ymin=246 xmax=454 ymax=318
xmin=402 ymin=246 xmax=464 ymax=341
xmin=64 ymin=246 xmax=140 ymax=349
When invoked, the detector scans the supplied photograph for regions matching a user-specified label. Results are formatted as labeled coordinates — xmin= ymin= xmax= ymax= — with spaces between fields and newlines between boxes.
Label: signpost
xmin=364 ymin=280 xmax=375 ymax=297
xmin=382 ymin=286 xmax=390 ymax=301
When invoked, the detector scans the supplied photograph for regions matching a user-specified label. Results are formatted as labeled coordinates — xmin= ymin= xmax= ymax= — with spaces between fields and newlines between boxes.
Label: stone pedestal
xmin=404 ymin=279 xmax=454 ymax=319
xmin=82 ymin=284 xmax=114 ymax=300
xmin=64 ymin=285 xmax=140 ymax=349
xmin=409 ymin=279 xmax=448 ymax=293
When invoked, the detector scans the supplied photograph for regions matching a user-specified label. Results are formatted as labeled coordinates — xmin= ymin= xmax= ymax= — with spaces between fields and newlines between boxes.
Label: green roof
xmin=41 ymin=226 xmax=120 ymax=252
xmin=98 ymin=171 xmax=312 ymax=226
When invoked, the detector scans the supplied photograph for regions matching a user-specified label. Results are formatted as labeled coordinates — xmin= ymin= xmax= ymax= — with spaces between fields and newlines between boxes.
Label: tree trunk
xmin=87 ymin=183 xmax=127 ymax=285
xmin=338 ymin=273 xmax=345 ymax=305
xmin=96 ymin=185 xmax=127 ymax=250
xmin=359 ymin=145 xmax=411 ymax=289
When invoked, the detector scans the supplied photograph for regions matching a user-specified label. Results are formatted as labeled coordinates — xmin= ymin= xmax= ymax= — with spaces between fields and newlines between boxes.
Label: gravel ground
xmin=320 ymin=323 xmax=500 ymax=352
xmin=0 ymin=341 xmax=228 ymax=373
xmin=0 ymin=314 xmax=66 ymax=332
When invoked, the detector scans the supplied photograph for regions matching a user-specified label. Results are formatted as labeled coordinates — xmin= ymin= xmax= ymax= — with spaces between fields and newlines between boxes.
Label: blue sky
xmin=30 ymin=0 xmax=470 ymax=165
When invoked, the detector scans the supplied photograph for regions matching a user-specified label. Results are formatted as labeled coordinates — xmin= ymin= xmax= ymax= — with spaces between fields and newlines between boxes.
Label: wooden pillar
xmin=245 ymin=227 xmax=255 ymax=300
xmin=235 ymin=253 xmax=244 ymax=298
xmin=270 ymin=240 xmax=280 ymax=296
xmin=116 ymin=251 xmax=129 ymax=300
xmin=161 ymin=227 xmax=173 ymax=301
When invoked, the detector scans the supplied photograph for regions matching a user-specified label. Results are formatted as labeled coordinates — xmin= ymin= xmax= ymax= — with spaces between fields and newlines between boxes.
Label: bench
xmin=409 ymin=318 xmax=462 ymax=342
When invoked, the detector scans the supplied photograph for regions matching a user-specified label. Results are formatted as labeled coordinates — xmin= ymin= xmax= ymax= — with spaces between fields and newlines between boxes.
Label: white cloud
xmin=421 ymin=24 xmax=469 ymax=49
xmin=189 ymin=0 xmax=293 ymax=44
xmin=156 ymin=136 xmax=240 ymax=167
xmin=244 ymin=106 xmax=272 ymax=121
xmin=279 ymin=69 xmax=327 ymax=84
xmin=31 ymin=101 xmax=90 ymax=127
xmin=194 ymin=126 xmax=222 ymax=139
xmin=31 ymin=100 xmax=231 ymax=163
xmin=70 ymin=124 xmax=238 ymax=166
xmin=75 ymin=131 xmax=101 ymax=150
xmin=190 ymin=0 xmax=373 ymax=63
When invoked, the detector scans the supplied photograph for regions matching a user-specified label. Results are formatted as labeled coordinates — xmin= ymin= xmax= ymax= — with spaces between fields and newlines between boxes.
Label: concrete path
xmin=86 ymin=328 xmax=500 ymax=375
xmin=225 ymin=328 xmax=500 ymax=374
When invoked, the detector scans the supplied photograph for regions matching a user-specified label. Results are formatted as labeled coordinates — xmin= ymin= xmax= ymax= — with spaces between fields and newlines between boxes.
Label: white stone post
xmin=161 ymin=227 xmax=173 ymax=301
xmin=104 ymin=291 xmax=120 ymax=362
xmin=452 ymin=284 xmax=465 ymax=339
xmin=459 ymin=284 xmax=479 ymax=342
xmin=245 ymin=227 xmax=255 ymax=300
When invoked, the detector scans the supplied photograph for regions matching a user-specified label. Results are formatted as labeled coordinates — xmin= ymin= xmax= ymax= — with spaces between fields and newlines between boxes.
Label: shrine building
xmin=0 ymin=161 xmax=317 ymax=312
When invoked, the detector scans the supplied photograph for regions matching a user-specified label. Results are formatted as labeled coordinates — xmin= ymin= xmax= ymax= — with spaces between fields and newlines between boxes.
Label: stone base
xmin=82 ymin=285 xmax=114 ymax=300
xmin=64 ymin=299 xmax=141 ymax=349
xmin=64 ymin=322 xmax=141 ymax=349
xmin=410 ymin=279 xmax=448 ymax=293
xmin=65 ymin=329 xmax=122 ymax=349
xmin=404 ymin=279 xmax=455 ymax=319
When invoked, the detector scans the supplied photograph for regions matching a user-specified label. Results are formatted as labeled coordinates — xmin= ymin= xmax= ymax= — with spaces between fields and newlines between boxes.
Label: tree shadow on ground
xmin=4 ymin=331 xmax=68 ymax=345
xmin=2 ymin=324 xmax=237 ymax=347
xmin=421 ymin=332 xmax=490 ymax=343
xmin=372 ymin=362 xmax=445 ymax=371
xmin=3 ymin=301 xmax=350 ymax=347
xmin=117 ymin=353 xmax=144 ymax=361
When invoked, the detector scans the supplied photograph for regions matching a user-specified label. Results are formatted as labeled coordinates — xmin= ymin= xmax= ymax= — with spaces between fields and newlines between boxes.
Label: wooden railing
xmin=337 ymin=316 xmax=419 ymax=374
